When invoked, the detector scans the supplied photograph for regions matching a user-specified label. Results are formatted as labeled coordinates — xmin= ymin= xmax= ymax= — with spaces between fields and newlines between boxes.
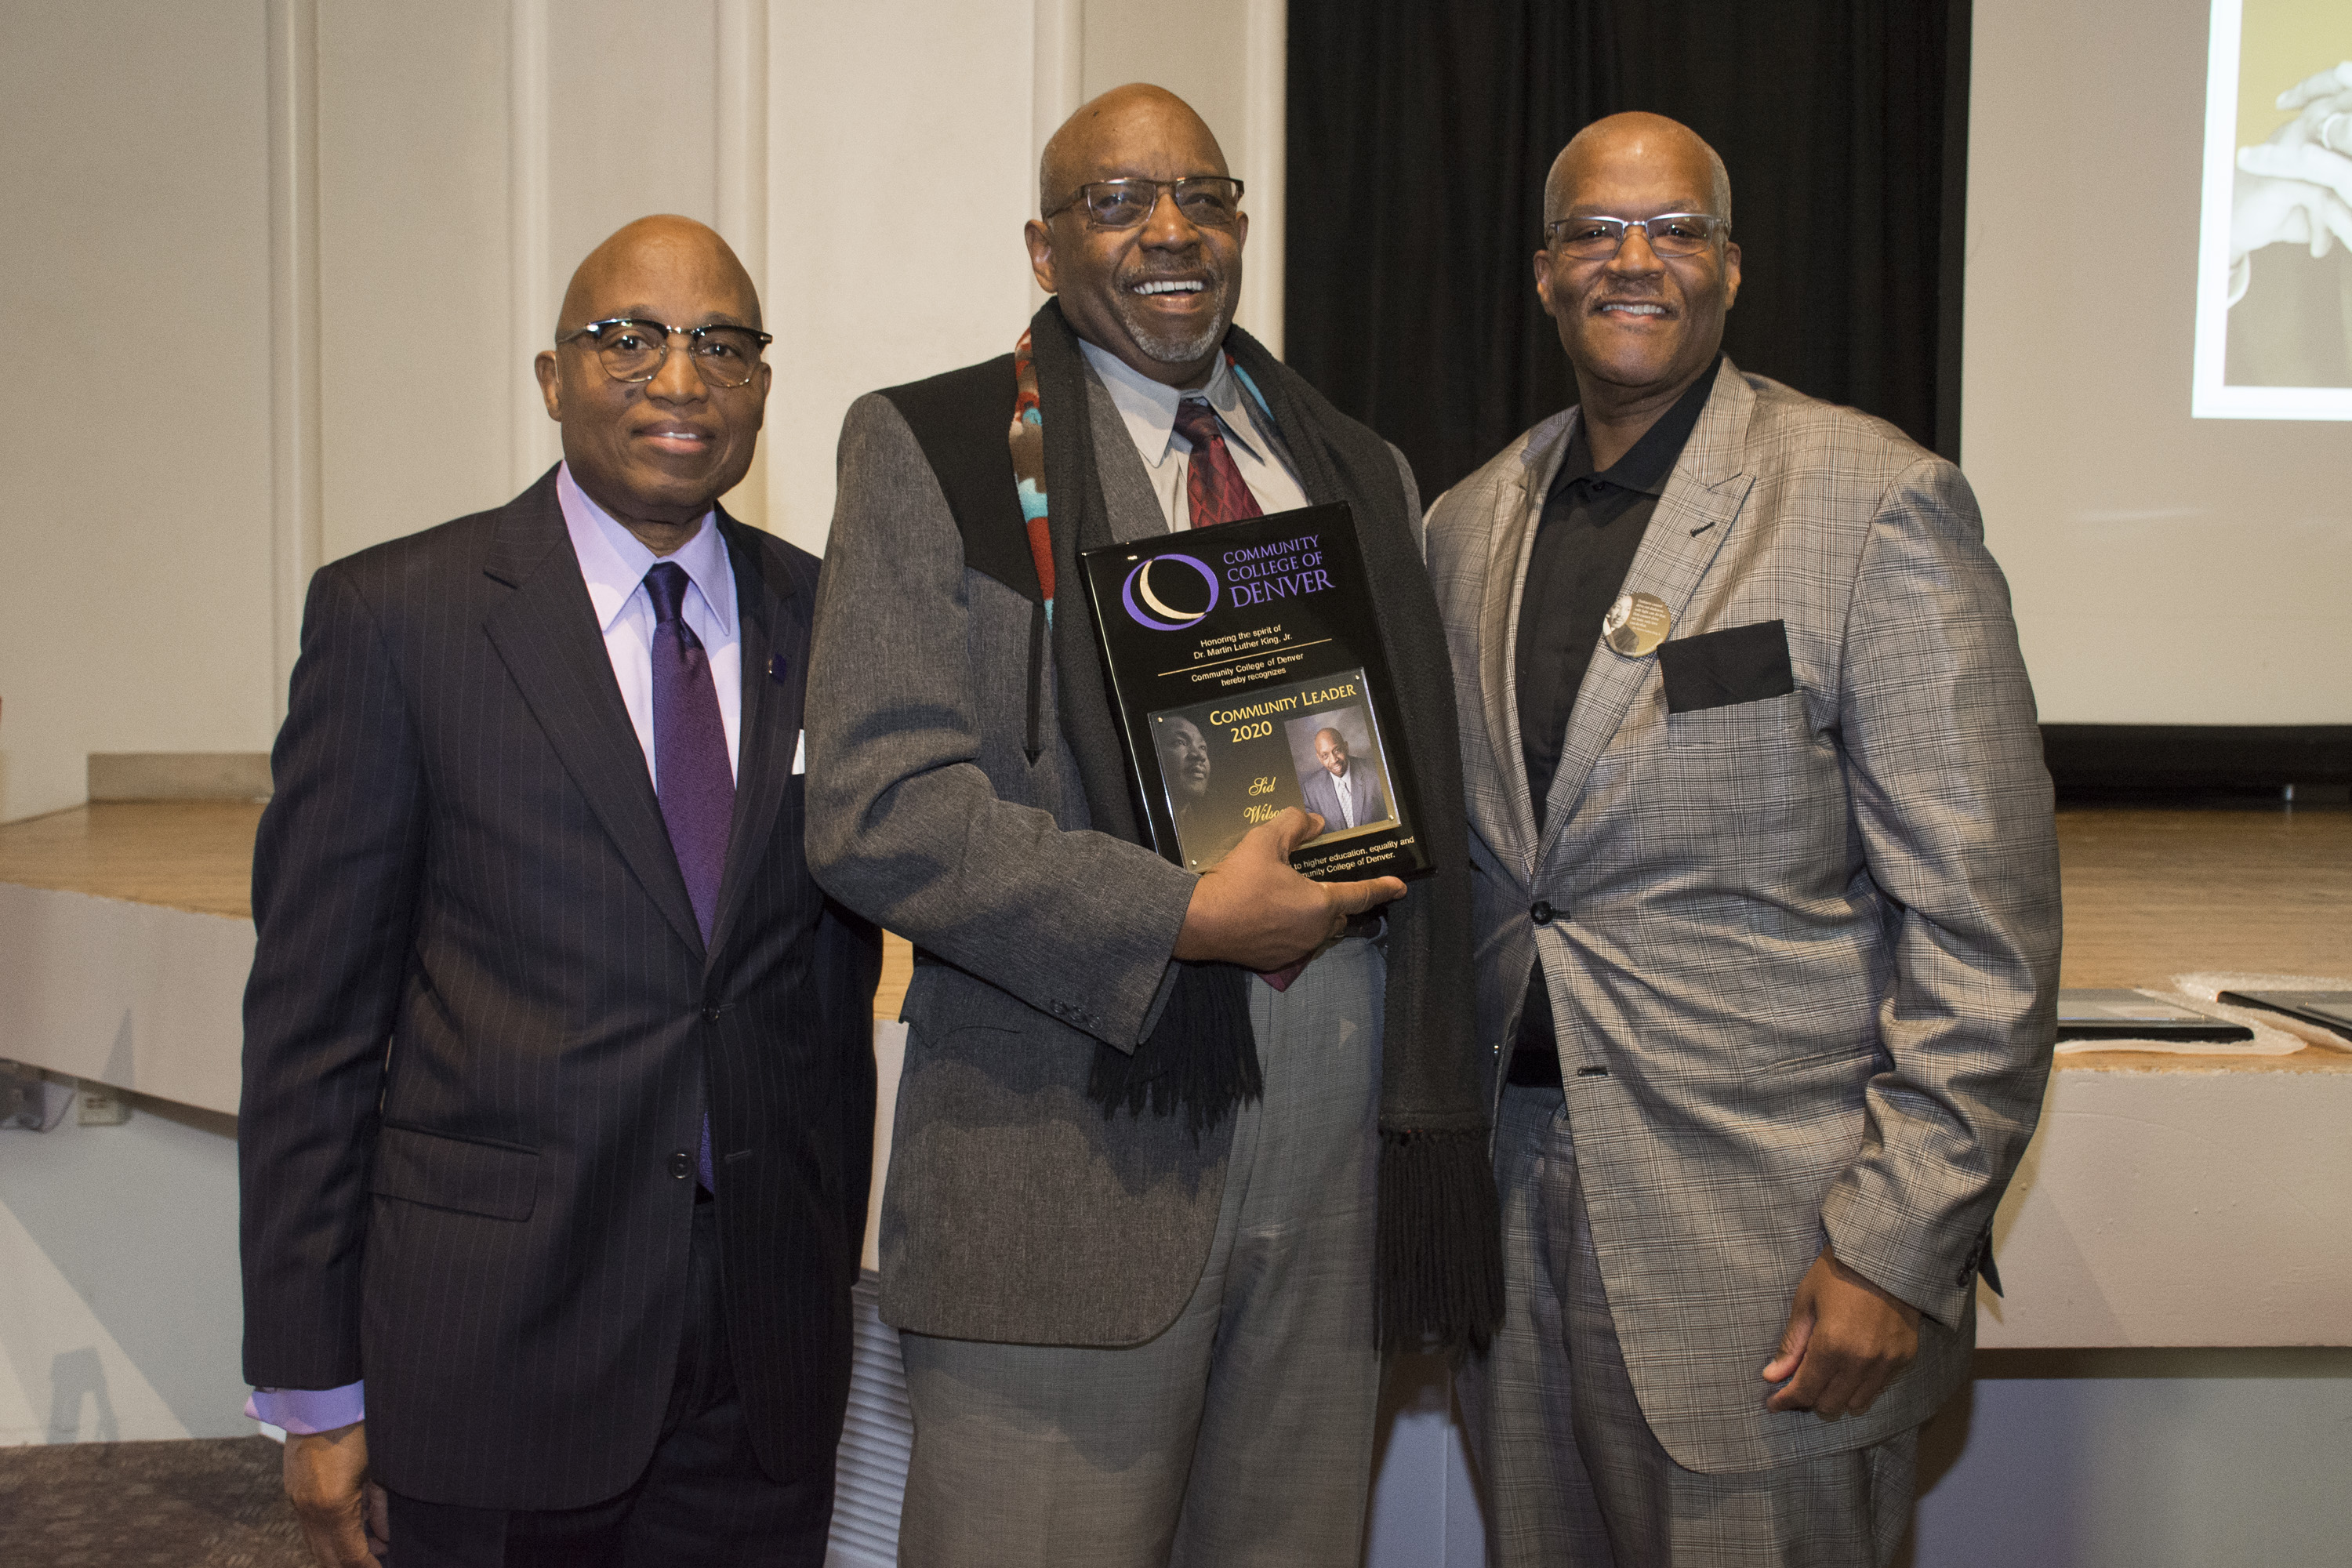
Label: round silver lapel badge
xmin=1602 ymin=591 xmax=1671 ymax=657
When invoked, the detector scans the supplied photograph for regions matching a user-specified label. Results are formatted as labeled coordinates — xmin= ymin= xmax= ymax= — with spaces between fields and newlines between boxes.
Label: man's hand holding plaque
xmin=1174 ymin=808 xmax=1406 ymax=970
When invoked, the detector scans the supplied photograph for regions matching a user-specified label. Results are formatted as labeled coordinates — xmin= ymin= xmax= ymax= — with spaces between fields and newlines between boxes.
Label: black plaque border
xmin=1080 ymin=503 xmax=1434 ymax=882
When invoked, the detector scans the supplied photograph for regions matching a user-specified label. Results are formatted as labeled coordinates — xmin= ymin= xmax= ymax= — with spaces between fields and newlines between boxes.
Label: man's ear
xmin=534 ymin=350 xmax=563 ymax=420
xmin=1722 ymin=241 xmax=1741 ymax=310
xmin=1024 ymin=219 xmax=1058 ymax=295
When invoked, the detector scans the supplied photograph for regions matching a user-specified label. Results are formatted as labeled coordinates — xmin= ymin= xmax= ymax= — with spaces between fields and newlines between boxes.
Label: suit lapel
xmin=1535 ymin=361 xmax=1756 ymax=869
xmin=481 ymin=470 xmax=706 ymax=960
xmin=1482 ymin=409 xmax=1577 ymax=880
xmin=704 ymin=511 xmax=802 ymax=967
xmin=1085 ymin=368 xmax=1174 ymax=543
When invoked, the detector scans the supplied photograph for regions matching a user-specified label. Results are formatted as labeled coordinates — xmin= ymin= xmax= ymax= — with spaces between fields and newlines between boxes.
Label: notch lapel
xmin=481 ymin=472 xmax=707 ymax=961
xmin=1085 ymin=368 xmax=1175 ymax=543
xmin=704 ymin=512 xmax=802 ymax=967
xmin=1534 ymin=361 xmax=1756 ymax=872
xmin=1481 ymin=410 xmax=1577 ymax=881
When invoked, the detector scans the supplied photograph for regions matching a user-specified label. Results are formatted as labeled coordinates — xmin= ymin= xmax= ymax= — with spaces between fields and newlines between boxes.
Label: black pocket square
xmin=1657 ymin=620 xmax=1795 ymax=713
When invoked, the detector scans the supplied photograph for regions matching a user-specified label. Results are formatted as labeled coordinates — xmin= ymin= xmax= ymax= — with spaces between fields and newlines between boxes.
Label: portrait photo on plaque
xmin=1149 ymin=707 xmax=1263 ymax=872
xmin=1283 ymin=700 xmax=1396 ymax=844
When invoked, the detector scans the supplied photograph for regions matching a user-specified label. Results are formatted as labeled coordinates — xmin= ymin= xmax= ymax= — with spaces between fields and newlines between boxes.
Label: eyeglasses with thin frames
xmin=1043 ymin=176 xmax=1246 ymax=230
xmin=1543 ymin=213 xmax=1730 ymax=260
xmin=554 ymin=318 xmax=775 ymax=388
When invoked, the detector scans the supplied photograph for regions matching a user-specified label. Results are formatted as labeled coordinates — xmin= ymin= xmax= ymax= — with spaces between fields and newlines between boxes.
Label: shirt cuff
xmin=247 ymin=1381 xmax=366 ymax=1435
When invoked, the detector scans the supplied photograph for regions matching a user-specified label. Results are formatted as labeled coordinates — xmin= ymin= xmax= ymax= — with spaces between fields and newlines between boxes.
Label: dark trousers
xmin=384 ymin=1199 xmax=835 ymax=1568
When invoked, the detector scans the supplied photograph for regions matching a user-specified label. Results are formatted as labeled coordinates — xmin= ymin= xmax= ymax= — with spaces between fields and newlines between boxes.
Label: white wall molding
xmin=1030 ymin=0 xmax=1085 ymax=310
xmin=1033 ymin=0 xmax=1086 ymax=173
xmin=508 ymin=0 xmax=554 ymax=494
xmin=1236 ymin=0 xmax=1286 ymax=355
xmin=717 ymin=0 xmax=771 ymax=297
xmin=266 ymin=0 xmax=322 ymax=724
xmin=717 ymin=0 xmax=771 ymax=530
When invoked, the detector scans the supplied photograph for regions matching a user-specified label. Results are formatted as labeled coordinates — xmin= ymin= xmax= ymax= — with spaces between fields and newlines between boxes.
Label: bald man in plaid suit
xmin=1426 ymin=114 xmax=2060 ymax=1565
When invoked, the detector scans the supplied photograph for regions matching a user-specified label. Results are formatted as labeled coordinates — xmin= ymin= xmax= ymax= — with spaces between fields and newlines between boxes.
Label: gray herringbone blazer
xmin=808 ymin=357 xmax=1418 ymax=1348
xmin=1425 ymin=359 xmax=2060 ymax=1473
xmin=808 ymin=370 xmax=1217 ymax=1347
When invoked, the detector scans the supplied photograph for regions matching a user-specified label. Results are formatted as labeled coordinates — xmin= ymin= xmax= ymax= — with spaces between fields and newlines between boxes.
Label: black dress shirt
xmin=1509 ymin=359 xmax=1719 ymax=1085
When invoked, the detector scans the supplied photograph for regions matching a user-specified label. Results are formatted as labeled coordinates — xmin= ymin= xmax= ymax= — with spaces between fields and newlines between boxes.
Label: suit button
xmin=669 ymin=1150 xmax=692 ymax=1179
xmin=701 ymin=1006 xmax=721 ymax=1024
xmin=1530 ymin=900 xmax=1555 ymax=926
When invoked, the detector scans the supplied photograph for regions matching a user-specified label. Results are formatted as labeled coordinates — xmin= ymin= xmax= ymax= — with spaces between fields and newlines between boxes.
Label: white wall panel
xmin=0 ymin=2 xmax=280 ymax=822
xmin=314 ymin=0 xmax=512 ymax=563
xmin=762 ymin=0 xmax=1040 ymax=553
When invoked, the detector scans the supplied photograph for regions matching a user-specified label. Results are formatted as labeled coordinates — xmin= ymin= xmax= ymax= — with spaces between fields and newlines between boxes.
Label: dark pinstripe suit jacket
xmin=240 ymin=467 xmax=880 ymax=1510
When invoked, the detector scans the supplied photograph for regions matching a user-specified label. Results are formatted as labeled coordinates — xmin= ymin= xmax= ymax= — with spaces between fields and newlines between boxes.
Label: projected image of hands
xmin=2229 ymin=62 xmax=2352 ymax=301
xmin=2209 ymin=28 xmax=2352 ymax=401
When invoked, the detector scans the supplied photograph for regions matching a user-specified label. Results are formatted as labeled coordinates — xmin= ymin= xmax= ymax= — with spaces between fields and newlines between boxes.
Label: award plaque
xmin=1080 ymin=503 xmax=1432 ymax=882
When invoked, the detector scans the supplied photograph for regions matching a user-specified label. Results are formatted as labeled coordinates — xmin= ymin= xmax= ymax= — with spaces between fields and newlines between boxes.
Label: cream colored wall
xmin=315 ymin=0 xmax=517 ymax=564
xmin=0 ymin=0 xmax=1287 ymax=822
xmin=0 ymin=1 xmax=282 ymax=826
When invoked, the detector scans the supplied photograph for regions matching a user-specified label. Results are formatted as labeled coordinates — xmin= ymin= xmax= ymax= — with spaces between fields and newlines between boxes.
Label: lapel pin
xmin=1602 ymin=592 xmax=1671 ymax=657
xmin=768 ymin=653 xmax=790 ymax=684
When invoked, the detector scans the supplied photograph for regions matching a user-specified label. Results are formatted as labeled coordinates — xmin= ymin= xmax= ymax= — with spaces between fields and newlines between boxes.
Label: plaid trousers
xmin=1457 ymin=1086 xmax=1918 ymax=1568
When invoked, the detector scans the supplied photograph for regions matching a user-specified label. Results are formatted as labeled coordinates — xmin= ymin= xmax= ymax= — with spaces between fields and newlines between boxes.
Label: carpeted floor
xmin=0 ymin=1436 xmax=310 ymax=1566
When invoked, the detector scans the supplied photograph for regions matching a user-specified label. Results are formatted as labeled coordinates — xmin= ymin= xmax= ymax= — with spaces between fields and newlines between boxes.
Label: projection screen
xmin=1962 ymin=0 xmax=2352 ymax=724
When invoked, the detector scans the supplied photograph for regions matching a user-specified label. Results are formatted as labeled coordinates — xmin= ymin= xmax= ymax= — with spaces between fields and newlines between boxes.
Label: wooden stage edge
xmin=2 ymin=801 xmax=2347 ymax=1073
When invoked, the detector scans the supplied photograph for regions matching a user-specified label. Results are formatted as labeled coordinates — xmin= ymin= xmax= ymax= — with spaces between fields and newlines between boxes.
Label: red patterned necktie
xmin=1173 ymin=398 xmax=1265 ymax=528
xmin=1172 ymin=399 xmax=1302 ymax=989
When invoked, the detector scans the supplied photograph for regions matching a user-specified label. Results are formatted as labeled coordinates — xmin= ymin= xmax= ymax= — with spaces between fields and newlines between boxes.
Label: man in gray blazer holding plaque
xmin=805 ymin=85 xmax=1498 ymax=1566
xmin=1425 ymin=113 xmax=2061 ymax=1565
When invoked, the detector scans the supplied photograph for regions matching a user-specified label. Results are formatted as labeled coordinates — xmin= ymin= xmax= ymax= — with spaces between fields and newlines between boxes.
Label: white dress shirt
xmin=557 ymin=463 xmax=742 ymax=785
xmin=1078 ymin=339 xmax=1311 ymax=525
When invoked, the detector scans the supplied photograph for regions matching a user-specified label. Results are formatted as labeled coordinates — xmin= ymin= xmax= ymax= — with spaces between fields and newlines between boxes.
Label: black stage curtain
xmin=1284 ymin=0 xmax=1972 ymax=498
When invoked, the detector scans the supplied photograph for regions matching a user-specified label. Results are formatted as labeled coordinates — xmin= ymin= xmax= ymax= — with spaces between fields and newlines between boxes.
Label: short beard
xmin=1113 ymin=281 xmax=1232 ymax=367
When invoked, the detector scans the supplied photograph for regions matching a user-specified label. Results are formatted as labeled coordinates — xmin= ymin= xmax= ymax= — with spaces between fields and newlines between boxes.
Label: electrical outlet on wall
xmin=75 ymin=1083 xmax=132 ymax=1126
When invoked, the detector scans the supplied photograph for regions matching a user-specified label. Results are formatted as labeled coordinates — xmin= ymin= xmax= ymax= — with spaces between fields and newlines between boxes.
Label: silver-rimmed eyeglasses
xmin=1044 ymin=176 xmax=1246 ymax=230
xmin=554 ymin=318 xmax=775 ymax=388
xmin=1544 ymin=213 xmax=1730 ymax=260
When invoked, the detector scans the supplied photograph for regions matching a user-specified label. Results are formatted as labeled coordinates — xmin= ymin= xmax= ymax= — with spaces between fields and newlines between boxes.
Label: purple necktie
xmin=645 ymin=561 xmax=733 ymax=1189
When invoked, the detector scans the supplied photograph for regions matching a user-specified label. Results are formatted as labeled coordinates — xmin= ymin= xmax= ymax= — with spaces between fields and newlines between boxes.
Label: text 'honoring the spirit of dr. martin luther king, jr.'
xmin=1080 ymin=503 xmax=1431 ymax=883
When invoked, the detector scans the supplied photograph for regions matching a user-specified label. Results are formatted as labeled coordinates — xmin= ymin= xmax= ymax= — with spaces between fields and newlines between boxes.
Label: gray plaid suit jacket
xmin=1424 ymin=359 xmax=2060 ymax=1473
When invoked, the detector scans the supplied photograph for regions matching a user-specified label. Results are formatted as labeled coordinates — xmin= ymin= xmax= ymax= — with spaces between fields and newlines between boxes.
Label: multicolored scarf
xmin=1010 ymin=329 xmax=1054 ymax=607
xmin=1007 ymin=303 xmax=1503 ymax=1353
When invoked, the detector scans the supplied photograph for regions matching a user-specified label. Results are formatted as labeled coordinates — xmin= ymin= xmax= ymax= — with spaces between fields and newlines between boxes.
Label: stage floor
xmin=2 ymin=800 xmax=2345 ymax=1068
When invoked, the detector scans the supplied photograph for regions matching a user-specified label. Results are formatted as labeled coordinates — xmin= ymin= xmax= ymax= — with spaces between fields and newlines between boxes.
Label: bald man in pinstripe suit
xmin=239 ymin=216 xmax=879 ymax=1568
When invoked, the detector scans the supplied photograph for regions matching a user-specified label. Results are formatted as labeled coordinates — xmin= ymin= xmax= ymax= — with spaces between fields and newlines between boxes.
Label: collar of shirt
xmin=1552 ymin=352 xmax=1722 ymax=504
xmin=1076 ymin=337 xmax=1275 ymax=471
xmin=557 ymin=463 xmax=737 ymax=639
